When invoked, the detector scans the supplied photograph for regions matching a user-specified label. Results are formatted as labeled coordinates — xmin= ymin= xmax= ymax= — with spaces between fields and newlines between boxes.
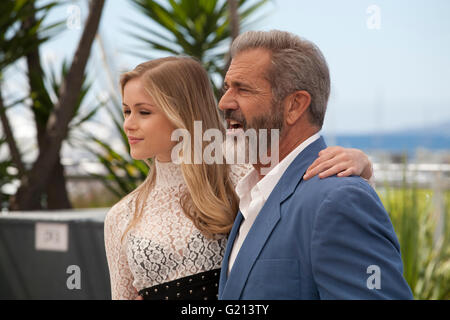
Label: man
xmin=218 ymin=30 xmax=413 ymax=299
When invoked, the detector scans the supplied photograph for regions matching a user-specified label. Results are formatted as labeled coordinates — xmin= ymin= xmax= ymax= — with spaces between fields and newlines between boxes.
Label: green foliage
xmin=126 ymin=0 xmax=268 ymax=95
xmin=380 ymin=169 xmax=450 ymax=300
xmin=47 ymin=60 xmax=104 ymax=130
xmin=68 ymin=180 xmax=121 ymax=209
xmin=0 ymin=0 xmax=63 ymax=207
xmin=0 ymin=0 xmax=62 ymax=72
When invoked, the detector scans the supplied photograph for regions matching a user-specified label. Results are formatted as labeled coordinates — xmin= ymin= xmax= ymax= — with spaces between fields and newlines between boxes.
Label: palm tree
xmin=41 ymin=61 xmax=104 ymax=208
xmin=0 ymin=1 xmax=59 ymax=177
xmin=23 ymin=0 xmax=72 ymax=209
xmin=10 ymin=0 xmax=106 ymax=210
xmin=0 ymin=0 xmax=60 ymax=208
xmin=228 ymin=0 xmax=240 ymax=40
xmin=225 ymin=0 xmax=240 ymax=74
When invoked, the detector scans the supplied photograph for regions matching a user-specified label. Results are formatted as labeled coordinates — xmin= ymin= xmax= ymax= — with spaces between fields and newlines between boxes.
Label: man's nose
xmin=218 ymin=88 xmax=238 ymax=112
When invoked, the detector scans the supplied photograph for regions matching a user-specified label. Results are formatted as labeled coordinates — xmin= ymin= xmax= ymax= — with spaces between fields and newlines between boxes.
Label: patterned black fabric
xmin=138 ymin=268 xmax=221 ymax=300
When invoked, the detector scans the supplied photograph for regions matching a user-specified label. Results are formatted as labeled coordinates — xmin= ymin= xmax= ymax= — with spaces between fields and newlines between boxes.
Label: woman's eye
xmin=122 ymin=110 xmax=151 ymax=116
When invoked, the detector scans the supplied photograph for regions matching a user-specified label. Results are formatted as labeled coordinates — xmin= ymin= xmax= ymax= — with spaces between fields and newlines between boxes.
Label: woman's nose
xmin=123 ymin=114 xmax=138 ymax=132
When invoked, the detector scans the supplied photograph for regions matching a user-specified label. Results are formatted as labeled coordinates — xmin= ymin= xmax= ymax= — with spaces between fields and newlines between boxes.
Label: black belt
xmin=138 ymin=268 xmax=221 ymax=300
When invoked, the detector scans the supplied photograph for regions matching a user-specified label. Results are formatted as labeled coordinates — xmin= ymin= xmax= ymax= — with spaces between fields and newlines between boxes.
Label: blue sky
xmin=7 ymin=0 xmax=450 ymax=137
xmin=261 ymin=0 xmax=450 ymax=134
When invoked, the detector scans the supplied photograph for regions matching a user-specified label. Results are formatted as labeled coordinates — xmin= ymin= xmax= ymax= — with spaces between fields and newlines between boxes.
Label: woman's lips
xmin=128 ymin=137 xmax=144 ymax=144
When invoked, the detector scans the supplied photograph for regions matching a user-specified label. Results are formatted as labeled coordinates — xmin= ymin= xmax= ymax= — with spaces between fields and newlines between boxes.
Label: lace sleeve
xmin=104 ymin=196 xmax=138 ymax=300
xmin=229 ymin=163 xmax=253 ymax=188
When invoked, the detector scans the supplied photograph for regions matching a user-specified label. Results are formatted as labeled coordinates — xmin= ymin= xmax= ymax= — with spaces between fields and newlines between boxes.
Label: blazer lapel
xmin=219 ymin=211 xmax=243 ymax=298
xmin=220 ymin=136 xmax=328 ymax=299
xmin=221 ymin=193 xmax=281 ymax=299
xmin=278 ymin=136 xmax=327 ymax=203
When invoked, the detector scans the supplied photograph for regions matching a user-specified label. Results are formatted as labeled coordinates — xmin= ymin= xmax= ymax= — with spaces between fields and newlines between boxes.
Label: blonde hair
xmin=119 ymin=56 xmax=239 ymax=242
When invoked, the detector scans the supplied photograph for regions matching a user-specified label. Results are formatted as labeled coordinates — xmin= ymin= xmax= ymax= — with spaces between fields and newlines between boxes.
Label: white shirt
xmin=227 ymin=133 xmax=321 ymax=275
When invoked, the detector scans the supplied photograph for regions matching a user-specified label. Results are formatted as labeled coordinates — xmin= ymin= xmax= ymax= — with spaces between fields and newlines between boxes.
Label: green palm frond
xmin=0 ymin=0 xmax=63 ymax=71
xmin=126 ymin=0 xmax=268 ymax=94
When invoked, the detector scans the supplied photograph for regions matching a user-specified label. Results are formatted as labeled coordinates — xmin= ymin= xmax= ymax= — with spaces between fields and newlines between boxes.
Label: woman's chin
xmin=130 ymin=152 xmax=151 ymax=161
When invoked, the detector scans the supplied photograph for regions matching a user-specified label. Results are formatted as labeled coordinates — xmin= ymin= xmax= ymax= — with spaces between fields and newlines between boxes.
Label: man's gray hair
xmin=230 ymin=30 xmax=330 ymax=128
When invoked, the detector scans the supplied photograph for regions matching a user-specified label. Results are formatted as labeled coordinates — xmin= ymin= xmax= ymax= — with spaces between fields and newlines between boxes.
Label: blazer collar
xmin=279 ymin=136 xmax=327 ymax=202
xmin=220 ymin=198 xmax=280 ymax=299
xmin=220 ymin=136 xmax=327 ymax=299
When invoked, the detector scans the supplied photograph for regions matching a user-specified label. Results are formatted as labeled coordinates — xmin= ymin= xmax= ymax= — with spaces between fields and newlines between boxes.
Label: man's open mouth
xmin=227 ymin=119 xmax=244 ymax=130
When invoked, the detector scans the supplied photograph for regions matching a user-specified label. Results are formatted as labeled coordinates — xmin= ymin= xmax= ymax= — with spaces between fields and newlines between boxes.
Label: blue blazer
xmin=219 ymin=136 xmax=413 ymax=300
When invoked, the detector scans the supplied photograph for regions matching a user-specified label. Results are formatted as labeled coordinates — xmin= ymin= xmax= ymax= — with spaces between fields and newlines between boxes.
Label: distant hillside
xmin=391 ymin=120 xmax=450 ymax=136
xmin=325 ymin=120 xmax=450 ymax=153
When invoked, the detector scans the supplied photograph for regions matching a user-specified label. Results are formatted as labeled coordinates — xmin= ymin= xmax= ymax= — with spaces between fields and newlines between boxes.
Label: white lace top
xmin=104 ymin=160 xmax=251 ymax=300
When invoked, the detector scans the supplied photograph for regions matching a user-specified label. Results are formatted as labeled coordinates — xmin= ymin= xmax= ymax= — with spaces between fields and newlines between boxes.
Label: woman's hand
xmin=134 ymin=288 xmax=143 ymax=300
xmin=303 ymin=146 xmax=373 ymax=180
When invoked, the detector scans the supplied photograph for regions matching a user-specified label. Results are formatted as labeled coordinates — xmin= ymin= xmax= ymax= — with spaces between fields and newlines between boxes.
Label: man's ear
xmin=285 ymin=90 xmax=311 ymax=126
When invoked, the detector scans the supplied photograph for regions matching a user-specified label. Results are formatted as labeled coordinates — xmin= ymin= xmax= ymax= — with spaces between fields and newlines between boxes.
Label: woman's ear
xmin=285 ymin=90 xmax=312 ymax=126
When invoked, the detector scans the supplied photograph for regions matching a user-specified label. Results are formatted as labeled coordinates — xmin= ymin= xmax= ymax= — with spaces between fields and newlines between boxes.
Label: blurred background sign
xmin=0 ymin=209 xmax=110 ymax=299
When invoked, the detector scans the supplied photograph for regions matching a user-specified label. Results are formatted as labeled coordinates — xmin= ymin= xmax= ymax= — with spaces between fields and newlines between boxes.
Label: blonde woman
xmin=104 ymin=56 xmax=373 ymax=300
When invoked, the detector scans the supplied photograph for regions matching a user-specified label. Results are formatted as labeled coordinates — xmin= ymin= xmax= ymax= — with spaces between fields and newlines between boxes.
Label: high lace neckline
xmin=154 ymin=158 xmax=185 ymax=188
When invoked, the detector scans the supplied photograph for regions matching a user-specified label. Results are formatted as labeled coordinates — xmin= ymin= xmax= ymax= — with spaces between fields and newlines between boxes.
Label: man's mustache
xmin=223 ymin=110 xmax=247 ymax=126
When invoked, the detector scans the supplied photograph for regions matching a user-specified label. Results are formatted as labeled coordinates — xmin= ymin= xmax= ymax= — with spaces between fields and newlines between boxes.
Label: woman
xmin=104 ymin=56 xmax=373 ymax=300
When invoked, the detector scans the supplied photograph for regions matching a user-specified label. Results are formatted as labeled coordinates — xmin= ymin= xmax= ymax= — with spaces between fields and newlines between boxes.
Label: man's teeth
xmin=229 ymin=120 xmax=242 ymax=129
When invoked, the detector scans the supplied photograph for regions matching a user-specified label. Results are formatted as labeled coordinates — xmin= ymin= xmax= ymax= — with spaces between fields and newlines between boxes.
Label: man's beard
xmin=223 ymin=102 xmax=284 ymax=164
